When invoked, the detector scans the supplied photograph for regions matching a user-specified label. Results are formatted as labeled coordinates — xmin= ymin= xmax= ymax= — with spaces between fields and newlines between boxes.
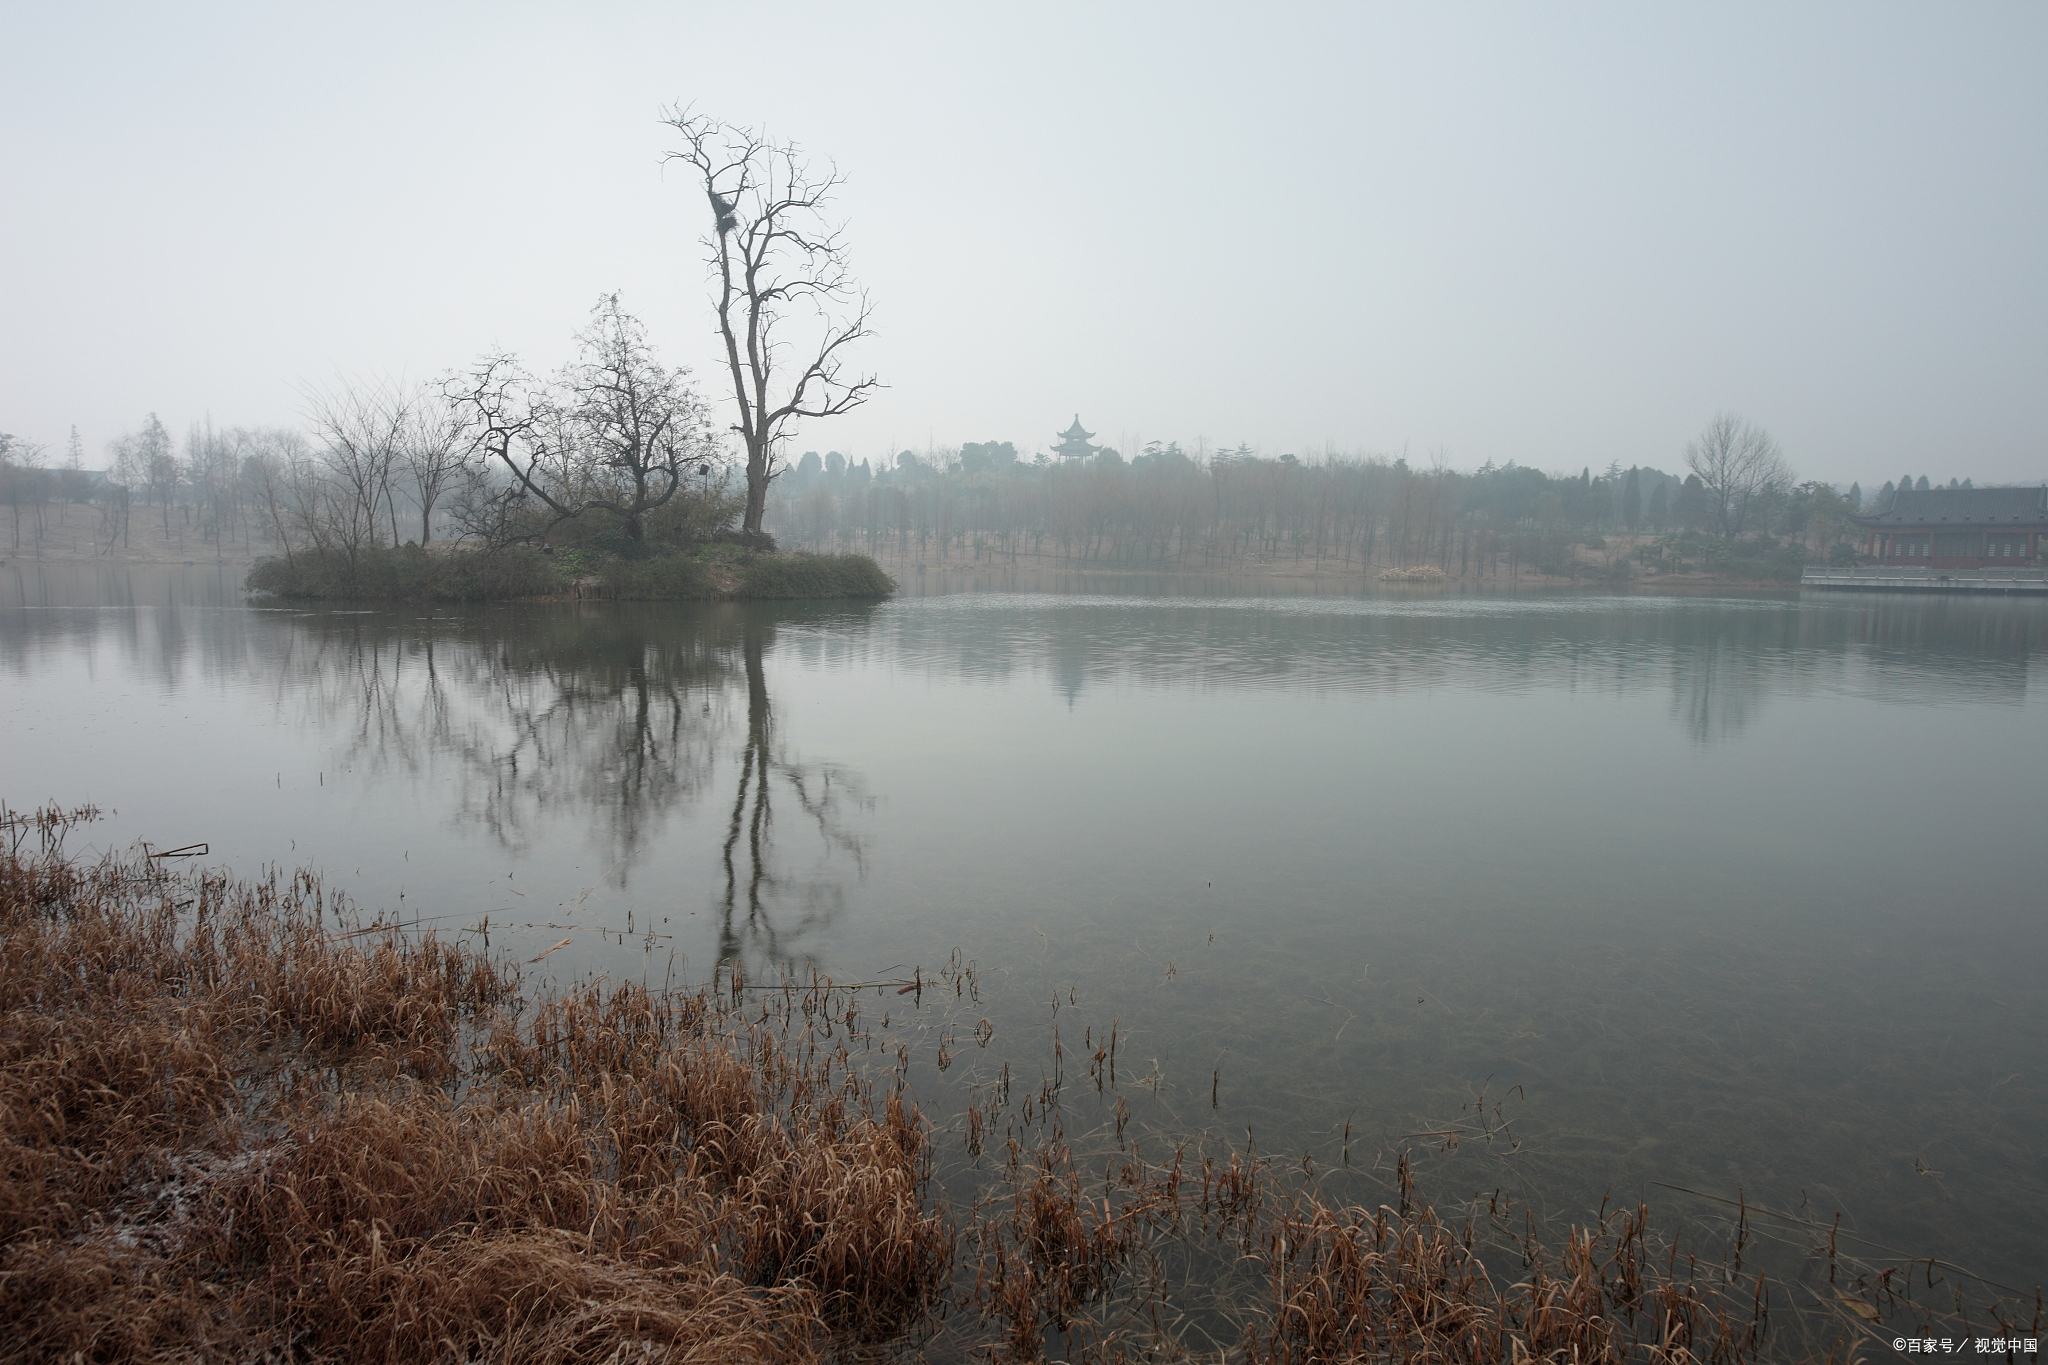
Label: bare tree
xmin=398 ymin=387 xmax=468 ymax=545
xmin=448 ymin=295 xmax=717 ymax=546
xmin=105 ymin=415 xmax=176 ymax=541
xmin=444 ymin=353 xmax=546 ymax=546
xmin=304 ymin=379 xmax=409 ymax=556
xmin=107 ymin=413 xmax=179 ymax=536
xmin=663 ymin=110 xmax=879 ymax=541
xmin=1685 ymin=413 xmax=1789 ymax=539
xmin=0 ymin=433 xmax=49 ymax=551
xmin=241 ymin=428 xmax=315 ymax=565
xmin=556 ymin=294 xmax=717 ymax=543
xmin=182 ymin=420 xmax=245 ymax=560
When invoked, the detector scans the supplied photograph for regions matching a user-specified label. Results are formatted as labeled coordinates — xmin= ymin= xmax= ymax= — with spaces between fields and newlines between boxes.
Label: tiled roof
xmin=1857 ymin=485 xmax=2048 ymax=526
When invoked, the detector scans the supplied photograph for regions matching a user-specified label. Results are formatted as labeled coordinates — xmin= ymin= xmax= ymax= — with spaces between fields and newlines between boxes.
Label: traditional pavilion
xmin=1051 ymin=416 xmax=1097 ymax=460
xmin=1853 ymin=485 xmax=2048 ymax=567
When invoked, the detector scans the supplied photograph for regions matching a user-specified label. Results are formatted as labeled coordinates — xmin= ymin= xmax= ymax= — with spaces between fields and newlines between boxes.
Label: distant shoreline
xmin=2 ymin=544 xmax=1807 ymax=595
xmin=848 ymin=541 xmax=1805 ymax=593
xmin=4 ymin=526 xmax=1813 ymax=594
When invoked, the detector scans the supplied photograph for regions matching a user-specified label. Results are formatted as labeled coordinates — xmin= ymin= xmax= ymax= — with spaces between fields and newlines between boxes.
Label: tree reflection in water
xmin=278 ymin=603 xmax=875 ymax=969
xmin=718 ymin=616 xmax=869 ymax=965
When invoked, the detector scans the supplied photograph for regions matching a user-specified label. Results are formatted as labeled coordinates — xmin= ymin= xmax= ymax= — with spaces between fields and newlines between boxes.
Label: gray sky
xmin=4 ymin=2 xmax=2043 ymax=485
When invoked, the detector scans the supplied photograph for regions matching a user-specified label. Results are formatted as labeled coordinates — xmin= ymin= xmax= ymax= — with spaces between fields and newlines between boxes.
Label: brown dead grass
xmin=2 ymin=806 xmax=2037 ymax=1364
xmin=0 ymin=814 xmax=894 ymax=1363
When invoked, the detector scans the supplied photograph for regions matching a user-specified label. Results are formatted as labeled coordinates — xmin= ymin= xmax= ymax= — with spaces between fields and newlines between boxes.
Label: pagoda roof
xmin=1852 ymin=485 xmax=2048 ymax=528
xmin=1057 ymin=415 xmax=1093 ymax=441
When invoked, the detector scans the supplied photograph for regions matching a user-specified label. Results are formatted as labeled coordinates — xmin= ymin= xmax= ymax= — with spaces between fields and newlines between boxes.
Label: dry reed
xmin=2 ymin=806 xmax=2037 ymax=1364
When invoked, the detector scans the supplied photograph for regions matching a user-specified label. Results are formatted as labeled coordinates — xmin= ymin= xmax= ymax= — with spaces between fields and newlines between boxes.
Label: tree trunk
xmin=742 ymin=437 xmax=771 ymax=537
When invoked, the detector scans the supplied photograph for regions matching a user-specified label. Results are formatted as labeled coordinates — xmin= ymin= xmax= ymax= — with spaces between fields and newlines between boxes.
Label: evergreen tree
xmin=1647 ymin=480 xmax=1669 ymax=528
xmin=1672 ymin=474 xmax=1709 ymax=530
xmin=1622 ymin=467 xmax=1642 ymax=530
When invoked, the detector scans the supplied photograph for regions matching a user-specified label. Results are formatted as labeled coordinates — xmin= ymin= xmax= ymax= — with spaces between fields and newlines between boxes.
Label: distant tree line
xmin=761 ymin=415 xmax=1870 ymax=579
xmin=4 ymin=400 xmax=1999 ymax=582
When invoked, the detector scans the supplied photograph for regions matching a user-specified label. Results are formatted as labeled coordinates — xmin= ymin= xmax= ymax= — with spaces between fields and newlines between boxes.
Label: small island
xmin=236 ymin=291 xmax=891 ymax=604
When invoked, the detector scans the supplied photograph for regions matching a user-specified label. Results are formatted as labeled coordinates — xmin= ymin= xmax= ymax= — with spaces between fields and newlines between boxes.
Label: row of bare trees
xmin=762 ymin=415 xmax=1836 ymax=577
xmin=770 ymin=452 xmax=1527 ymax=574
xmin=15 ymin=296 xmax=737 ymax=568
xmin=22 ymin=290 xmax=734 ymax=569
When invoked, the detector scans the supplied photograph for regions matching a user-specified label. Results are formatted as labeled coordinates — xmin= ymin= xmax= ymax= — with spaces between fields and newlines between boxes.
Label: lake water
xmin=5 ymin=561 xmax=2045 ymax=1289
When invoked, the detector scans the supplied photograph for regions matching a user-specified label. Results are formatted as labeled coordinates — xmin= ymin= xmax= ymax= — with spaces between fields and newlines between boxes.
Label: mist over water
xmin=6 ymin=562 xmax=2046 ymax=1285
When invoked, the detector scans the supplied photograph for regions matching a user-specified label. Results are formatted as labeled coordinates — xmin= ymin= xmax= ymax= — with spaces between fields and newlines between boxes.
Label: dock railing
xmin=1800 ymin=565 xmax=2048 ymax=594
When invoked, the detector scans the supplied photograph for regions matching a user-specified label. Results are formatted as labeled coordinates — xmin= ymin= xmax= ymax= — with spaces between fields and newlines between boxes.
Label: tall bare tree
xmin=663 ymin=110 xmax=879 ymax=542
xmin=1685 ymin=413 xmax=1789 ymax=539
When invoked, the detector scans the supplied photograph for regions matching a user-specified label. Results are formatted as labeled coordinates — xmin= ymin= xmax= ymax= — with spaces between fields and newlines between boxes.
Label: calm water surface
xmin=5 ymin=563 xmax=2045 ymax=1285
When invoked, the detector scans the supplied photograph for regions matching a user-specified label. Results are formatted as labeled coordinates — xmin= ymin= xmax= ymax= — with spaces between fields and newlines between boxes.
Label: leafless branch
xmin=661 ymin=107 xmax=880 ymax=541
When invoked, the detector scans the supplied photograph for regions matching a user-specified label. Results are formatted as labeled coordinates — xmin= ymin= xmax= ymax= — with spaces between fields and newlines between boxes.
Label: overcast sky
xmin=3 ymin=2 xmax=2043 ymax=485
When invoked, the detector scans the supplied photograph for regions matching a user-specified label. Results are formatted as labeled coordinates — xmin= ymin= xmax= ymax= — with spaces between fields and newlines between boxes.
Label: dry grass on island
xmin=243 ymin=541 xmax=895 ymax=604
xmin=3 ymin=805 xmax=2030 ymax=1363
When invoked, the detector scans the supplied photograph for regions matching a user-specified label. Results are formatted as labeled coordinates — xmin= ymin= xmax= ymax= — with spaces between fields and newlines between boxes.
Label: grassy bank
xmin=2 ymin=808 xmax=2025 ymax=1362
xmin=245 ymin=543 xmax=565 ymax=601
xmin=600 ymin=546 xmax=895 ymax=601
xmin=244 ymin=543 xmax=894 ymax=603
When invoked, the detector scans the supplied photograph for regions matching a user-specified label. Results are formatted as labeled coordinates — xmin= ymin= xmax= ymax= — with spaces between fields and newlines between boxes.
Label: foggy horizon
xmin=5 ymin=3 xmax=2045 ymax=487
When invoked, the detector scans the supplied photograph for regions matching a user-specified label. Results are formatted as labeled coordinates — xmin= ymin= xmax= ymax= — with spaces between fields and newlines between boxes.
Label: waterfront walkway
xmin=1801 ymin=566 xmax=2048 ymax=593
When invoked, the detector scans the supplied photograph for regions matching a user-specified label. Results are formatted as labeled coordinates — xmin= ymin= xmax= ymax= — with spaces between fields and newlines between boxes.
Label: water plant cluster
xmin=4 ymin=805 xmax=2034 ymax=1363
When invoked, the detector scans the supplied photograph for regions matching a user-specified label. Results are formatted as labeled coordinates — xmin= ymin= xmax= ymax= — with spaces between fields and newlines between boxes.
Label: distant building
xmin=1050 ymin=416 xmax=1098 ymax=460
xmin=1852 ymin=485 xmax=2048 ymax=567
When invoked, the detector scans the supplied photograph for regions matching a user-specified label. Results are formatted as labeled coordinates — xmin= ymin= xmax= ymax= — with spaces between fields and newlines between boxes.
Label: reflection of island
xmin=274 ymin=601 xmax=879 ymax=968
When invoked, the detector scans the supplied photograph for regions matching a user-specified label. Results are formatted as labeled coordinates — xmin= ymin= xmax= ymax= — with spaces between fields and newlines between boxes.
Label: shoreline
xmin=2 ymin=532 xmax=1821 ymax=597
xmin=850 ymin=543 xmax=1804 ymax=594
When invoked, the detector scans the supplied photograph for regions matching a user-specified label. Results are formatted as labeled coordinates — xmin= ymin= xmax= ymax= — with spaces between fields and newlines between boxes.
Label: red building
xmin=1854 ymin=486 xmax=2048 ymax=567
